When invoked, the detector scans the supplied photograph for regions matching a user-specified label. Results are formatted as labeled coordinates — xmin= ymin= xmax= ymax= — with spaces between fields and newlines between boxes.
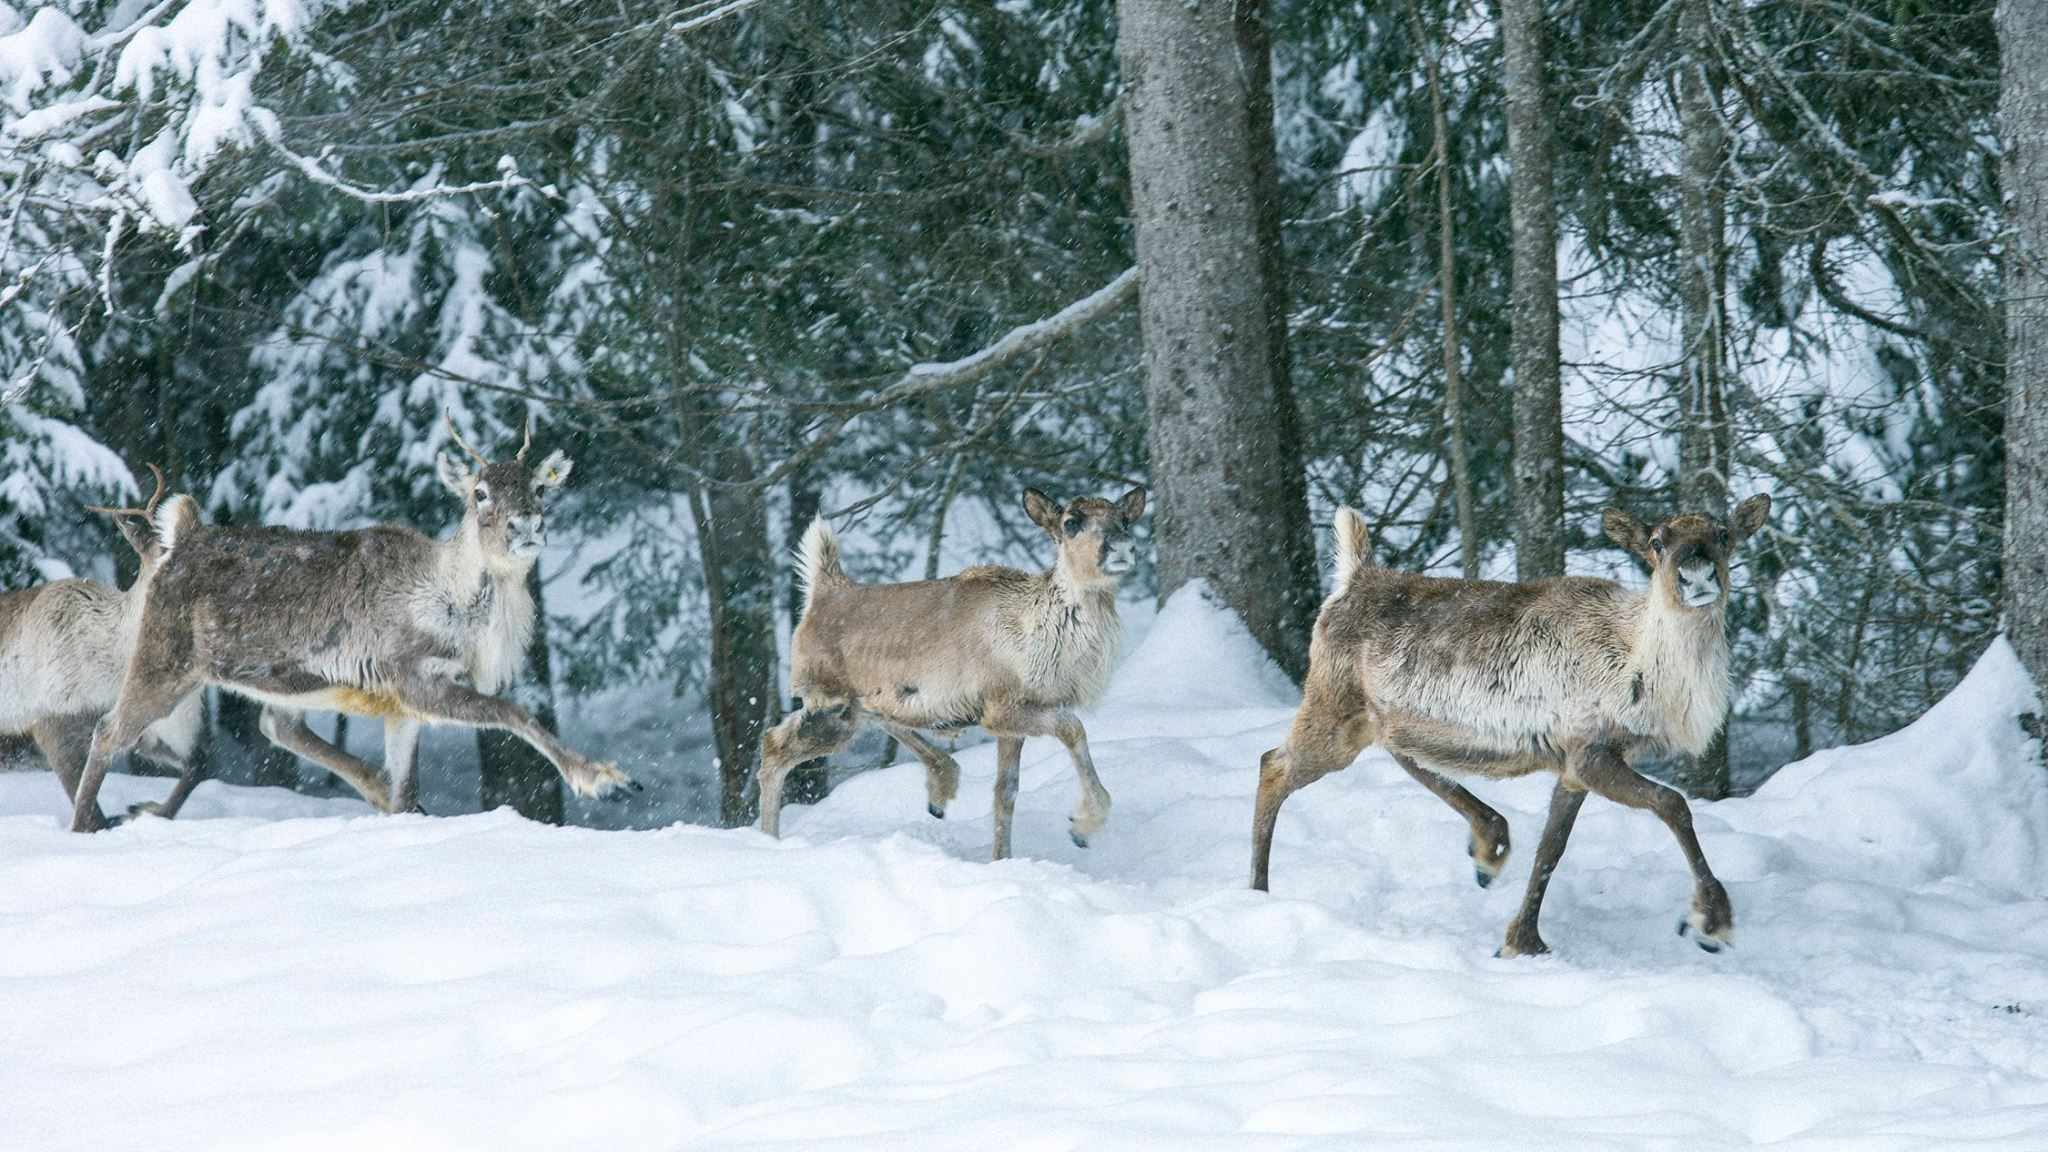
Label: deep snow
xmin=4 ymin=588 xmax=2048 ymax=1150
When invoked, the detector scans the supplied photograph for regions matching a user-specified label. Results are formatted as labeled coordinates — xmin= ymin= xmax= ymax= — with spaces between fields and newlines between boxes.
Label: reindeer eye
xmin=473 ymin=486 xmax=491 ymax=506
xmin=1062 ymin=513 xmax=1084 ymax=535
xmin=1650 ymin=538 xmax=1664 ymax=555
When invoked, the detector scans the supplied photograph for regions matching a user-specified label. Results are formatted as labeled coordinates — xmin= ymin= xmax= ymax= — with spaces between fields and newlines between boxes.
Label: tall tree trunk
xmin=1421 ymin=7 xmax=1476 ymax=580
xmin=477 ymin=566 xmax=565 ymax=822
xmin=1118 ymin=0 xmax=1318 ymax=680
xmin=692 ymin=437 xmax=780 ymax=829
xmin=780 ymin=464 xmax=830 ymax=808
xmin=1503 ymin=0 xmax=1565 ymax=581
xmin=1674 ymin=0 xmax=1733 ymax=799
xmin=1999 ymin=0 xmax=2048 ymax=692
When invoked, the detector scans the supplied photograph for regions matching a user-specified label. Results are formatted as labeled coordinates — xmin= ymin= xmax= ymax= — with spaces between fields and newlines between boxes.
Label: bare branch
xmin=871 ymin=265 xmax=1139 ymax=406
xmin=1021 ymin=93 xmax=1126 ymax=157
xmin=263 ymin=129 xmax=550 ymax=205
xmin=671 ymin=0 xmax=770 ymax=35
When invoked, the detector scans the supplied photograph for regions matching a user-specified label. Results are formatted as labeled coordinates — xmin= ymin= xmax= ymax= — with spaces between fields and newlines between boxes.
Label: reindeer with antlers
xmin=64 ymin=415 xmax=635 ymax=832
xmin=0 ymin=467 xmax=206 ymax=827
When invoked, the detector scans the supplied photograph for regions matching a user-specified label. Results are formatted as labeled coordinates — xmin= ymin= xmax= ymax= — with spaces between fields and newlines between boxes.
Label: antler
xmin=86 ymin=463 xmax=167 ymax=522
xmin=443 ymin=408 xmax=489 ymax=467
xmin=515 ymin=415 xmax=534 ymax=463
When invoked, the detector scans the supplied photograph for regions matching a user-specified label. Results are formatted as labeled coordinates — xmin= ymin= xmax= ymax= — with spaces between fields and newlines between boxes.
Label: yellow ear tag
xmin=546 ymin=469 xmax=559 ymax=482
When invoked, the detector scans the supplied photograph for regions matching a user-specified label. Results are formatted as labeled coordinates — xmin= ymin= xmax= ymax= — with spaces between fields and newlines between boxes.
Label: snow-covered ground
xmin=5 ymin=589 xmax=2048 ymax=1150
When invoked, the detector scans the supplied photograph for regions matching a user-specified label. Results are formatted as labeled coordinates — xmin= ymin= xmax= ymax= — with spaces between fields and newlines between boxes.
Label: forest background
xmin=0 ymin=0 xmax=2024 ymax=825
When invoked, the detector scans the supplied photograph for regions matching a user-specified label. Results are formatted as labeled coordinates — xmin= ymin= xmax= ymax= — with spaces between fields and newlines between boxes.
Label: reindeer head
xmin=437 ymin=413 xmax=573 ymax=566
xmin=1024 ymin=486 xmax=1147 ymax=582
xmin=1603 ymin=494 xmax=1770 ymax=610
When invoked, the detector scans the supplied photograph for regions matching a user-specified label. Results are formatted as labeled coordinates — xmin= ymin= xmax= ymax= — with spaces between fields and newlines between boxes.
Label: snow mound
xmin=1101 ymin=580 xmax=1297 ymax=712
xmin=6 ymin=627 xmax=2048 ymax=1148
xmin=1744 ymin=637 xmax=2048 ymax=894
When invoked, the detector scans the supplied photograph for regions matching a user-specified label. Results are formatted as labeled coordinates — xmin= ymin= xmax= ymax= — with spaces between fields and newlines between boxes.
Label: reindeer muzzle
xmin=1677 ymin=566 xmax=1721 ymax=607
xmin=1101 ymin=540 xmax=1136 ymax=575
xmin=509 ymin=522 xmax=546 ymax=558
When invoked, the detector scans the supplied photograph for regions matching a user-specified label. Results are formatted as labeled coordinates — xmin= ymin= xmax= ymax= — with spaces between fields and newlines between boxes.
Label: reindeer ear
xmin=1022 ymin=487 xmax=1062 ymax=532
xmin=436 ymin=451 xmax=473 ymax=497
xmin=1119 ymin=487 xmax=1147 ymax=522
xmin=534 ymin=449 xmax=573 ymax=489
xmin=1731 ymin=493 xmax=1771 ymax=544
xmin=1602 ymin=507 xmax=1652 ymax=563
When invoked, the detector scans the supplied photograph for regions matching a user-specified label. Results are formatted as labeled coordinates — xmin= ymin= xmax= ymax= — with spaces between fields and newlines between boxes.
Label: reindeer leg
xmin=259 ymin=706 xmax=393 ymax=812
xmin=1570 ymin=742 xmax=1733 ymax=952
xmin=979 ymin=702 xmax=1064 ymax=860
xmin=991 ymin=736 xmax=1023 ymax=862
xmin=876 ymin=720 xmax=959 ymax=820
xmin=1252 ymin=687 xmax=1372 ymax=891
xmin=1393 ymin=753 xmax=1511 ymax=888
xmin=386 ymin=718 xmax=422 ymax=814
xmin=758 ymin=701 xmax=860 ymax=837
xmin=1051 ymin=712 xmax=1111 ymax=849
xmin=138 ymin=753 xmax=207 ymax=821
xmin=32 ymin=714 xmax=108 ymax=830
xmin=393 ymin=663 xmax=636 ymax=802
xmin=74 ymin=678 xmax=194 ymax=833
xmin=127 ymin=692 xmax=207 ymax=819
xmin=1497 ymin=779 xmax=1586 ymax=957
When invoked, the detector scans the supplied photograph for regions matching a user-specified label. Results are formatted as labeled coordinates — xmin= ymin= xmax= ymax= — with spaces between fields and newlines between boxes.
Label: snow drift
xmin=3 ymin=588 xmax=2047 ymax=1149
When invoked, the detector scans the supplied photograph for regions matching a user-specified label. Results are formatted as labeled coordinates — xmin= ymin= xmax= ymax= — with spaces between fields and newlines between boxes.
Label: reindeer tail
xmin=795 ymin=517 xmax=852 ymax=617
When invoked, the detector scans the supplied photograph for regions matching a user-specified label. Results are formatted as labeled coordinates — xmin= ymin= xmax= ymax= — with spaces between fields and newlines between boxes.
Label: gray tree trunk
xmin=1423 ymin=8 xmax=1476 ymax=580
xmin=692 ymin=438 xmax=780 ymax=828
xmin=1117 ymin=0 xmax=1318 ymax=680
xmin=1674 ymin=0 xmax=1733 ymax=799
xmin=477 ymin=566 xmax=565 ymax=822
xmin=1503 ymin=0 xmax=1565 ymax=581
xmin=2000 ymin=0 xmax=2048 ymax=691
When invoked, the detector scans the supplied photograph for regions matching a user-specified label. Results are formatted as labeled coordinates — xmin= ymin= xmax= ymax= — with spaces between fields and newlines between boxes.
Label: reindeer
xmin=1251 ymin=495 xmax=1771 ymax=956
xmin=0 ymin=468 xmax=205 ymax=829
xmin=65 ymin=418 xmax=635 ymax=833
xmin=758 ymin=486 xmax=1146 ymax=860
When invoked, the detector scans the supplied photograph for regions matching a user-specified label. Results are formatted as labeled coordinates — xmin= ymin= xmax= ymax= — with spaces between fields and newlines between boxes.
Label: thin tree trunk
xmin=477 ymin=566 xmax=565 ymax=822
xmin=1503 ymin=0 xmax=1565 ymax=581
xmin=1118 ymin=0 xmax=1318 ymax=680
xmin=1999 ymin=0 xmax=2048 ymax=692
xmin=1789 ymin=677 xmax=1811 ymax=761
xmin=692 ymin=436 xmax=780 ymax=829
xmin=1674 ymin=0 xmax=1733 ymax=800
xmin=1421 ymin=7 xmax=1476 ymax=580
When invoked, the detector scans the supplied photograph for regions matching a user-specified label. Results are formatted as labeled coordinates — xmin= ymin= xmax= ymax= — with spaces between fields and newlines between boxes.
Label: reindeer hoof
xmin=1678 ymin=912 xmax=1732 ymax=954
xmin=126 ymin=801 xmax=164 ymax=820
xmin=1497 ymin=924 xmax=1549 ymax=958
xmin=1468 ymin=834 xmax=1509 ymax=889
xmin=927 ymin=803 xmax=945 ymax=820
